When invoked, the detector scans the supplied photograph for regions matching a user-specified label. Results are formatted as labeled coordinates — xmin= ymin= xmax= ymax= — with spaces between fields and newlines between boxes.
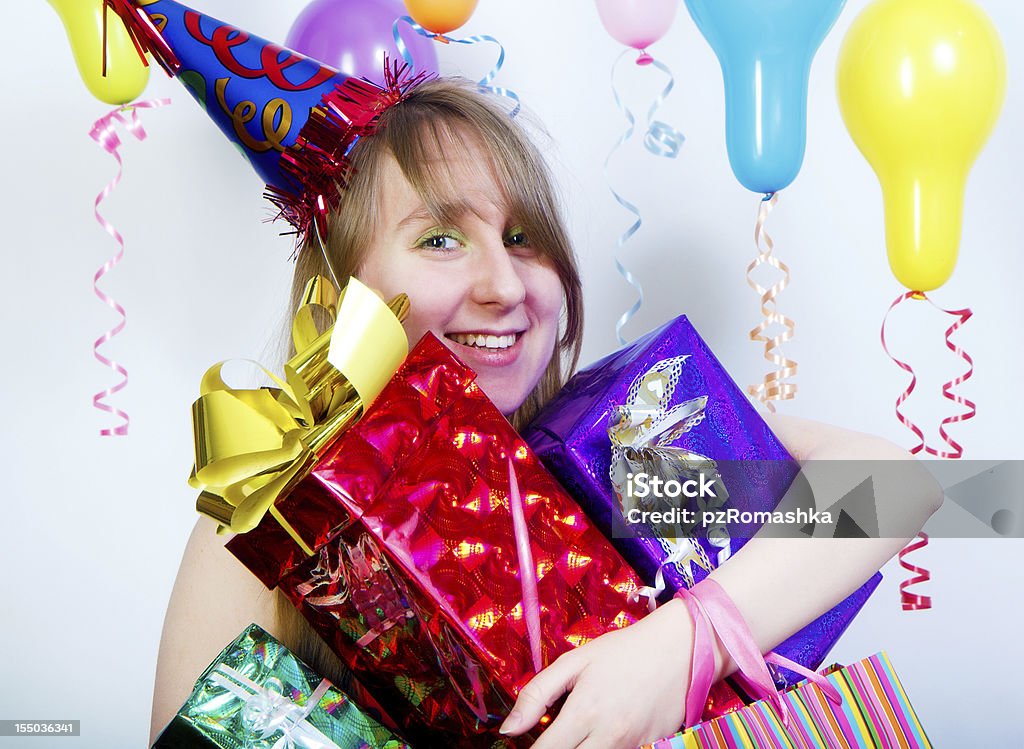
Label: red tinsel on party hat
xmin=269 ymin=59 xmax=431 ymax=240
xmin=103 ymin=0 xmax=180 ymax=74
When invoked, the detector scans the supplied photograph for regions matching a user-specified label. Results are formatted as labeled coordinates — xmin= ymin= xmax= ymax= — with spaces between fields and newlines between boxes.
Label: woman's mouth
xmin=446 ymin=332 xmax=519 ymax=349
xmin=443 ymin=330 xmax=525 ymax=367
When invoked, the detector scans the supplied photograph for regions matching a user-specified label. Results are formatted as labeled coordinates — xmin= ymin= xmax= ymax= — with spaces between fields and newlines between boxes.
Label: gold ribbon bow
xmin=189 ymin=276 xmax=409 ymax=553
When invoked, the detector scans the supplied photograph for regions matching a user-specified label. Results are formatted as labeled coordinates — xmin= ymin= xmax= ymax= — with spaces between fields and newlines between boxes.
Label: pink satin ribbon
xmin=89 ymin=99 xmax=169 ymax=436
xmin=674 ymin=579 xmax=840 ymax=728
xmin=508 ymin=458 xmax=543 ymax=674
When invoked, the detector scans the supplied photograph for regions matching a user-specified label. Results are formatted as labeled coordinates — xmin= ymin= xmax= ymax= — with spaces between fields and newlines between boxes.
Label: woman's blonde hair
xmin=277 ymin=77 xmax=583 ymax=687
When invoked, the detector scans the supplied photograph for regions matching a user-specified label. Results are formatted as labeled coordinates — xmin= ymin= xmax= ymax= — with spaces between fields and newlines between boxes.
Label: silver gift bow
xmin=208 ymin=664 xmax=334 ymax=749
xmin=607 ymin=357 xmax=732 ymax=606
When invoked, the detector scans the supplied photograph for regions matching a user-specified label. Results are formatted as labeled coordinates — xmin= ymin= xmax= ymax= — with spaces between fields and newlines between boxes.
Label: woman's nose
xmin=470 ymin=240 xmax=527 ymax=309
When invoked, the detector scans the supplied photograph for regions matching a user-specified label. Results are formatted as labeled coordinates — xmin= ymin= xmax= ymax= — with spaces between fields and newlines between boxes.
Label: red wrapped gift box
xmin=227 ymin=334 xmax=651 ymax=746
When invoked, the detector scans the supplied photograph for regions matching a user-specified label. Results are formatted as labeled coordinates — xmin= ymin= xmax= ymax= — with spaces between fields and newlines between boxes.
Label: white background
xmin=3 ymin=0 xmax=1021 ymax=745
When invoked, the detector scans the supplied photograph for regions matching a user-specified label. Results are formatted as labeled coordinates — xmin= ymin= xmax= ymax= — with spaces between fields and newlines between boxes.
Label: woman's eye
xmin=504 ymin=228 xmax=530 ymax=248
xmin=417 ymin=232 xmax=464 ymax=252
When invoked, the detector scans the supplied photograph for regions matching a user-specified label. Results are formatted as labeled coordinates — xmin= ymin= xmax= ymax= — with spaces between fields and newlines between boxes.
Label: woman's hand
xmin=499 ymin=598 xmax=698 ymax=749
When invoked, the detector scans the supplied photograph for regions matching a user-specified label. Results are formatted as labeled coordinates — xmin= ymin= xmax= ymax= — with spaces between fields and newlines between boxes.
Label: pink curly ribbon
xmin=89 ymin=99 xmax=169 ymax=436
xmin=747 ymin=192 xmax=798 ymax=413
xmin=881 ymin=291 xmax=974 ymax=611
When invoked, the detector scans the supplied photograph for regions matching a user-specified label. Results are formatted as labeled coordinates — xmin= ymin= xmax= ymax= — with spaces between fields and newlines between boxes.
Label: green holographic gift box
xmin=151 ymin=623 xmax=410 ymax=749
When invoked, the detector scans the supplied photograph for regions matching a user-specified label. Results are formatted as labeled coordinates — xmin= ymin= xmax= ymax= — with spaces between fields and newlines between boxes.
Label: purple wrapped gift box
xmin=523 ymin=316 xmax=880 ymax=685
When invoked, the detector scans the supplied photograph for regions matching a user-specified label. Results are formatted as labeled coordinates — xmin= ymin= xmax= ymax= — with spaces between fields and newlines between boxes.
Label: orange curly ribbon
xmin=746 ymin=192 xmax=798 ymax=412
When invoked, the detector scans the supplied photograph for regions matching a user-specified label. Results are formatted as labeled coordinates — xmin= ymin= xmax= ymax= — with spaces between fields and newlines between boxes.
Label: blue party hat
xmin=108 ymin=0 xmax=427 ymax=237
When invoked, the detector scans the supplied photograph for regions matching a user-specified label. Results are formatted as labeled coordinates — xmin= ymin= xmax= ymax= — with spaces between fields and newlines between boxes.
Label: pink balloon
xmin=594 ymin=0 xmax=678 ymax=51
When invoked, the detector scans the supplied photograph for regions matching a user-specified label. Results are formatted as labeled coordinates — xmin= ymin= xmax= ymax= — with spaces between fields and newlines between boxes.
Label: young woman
xmin=150 ymin=78 xmax=941 ymax=748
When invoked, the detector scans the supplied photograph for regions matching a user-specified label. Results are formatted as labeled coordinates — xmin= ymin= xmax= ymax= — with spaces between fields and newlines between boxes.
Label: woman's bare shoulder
xmin=149 ymin=516 xmax=281 ymax=744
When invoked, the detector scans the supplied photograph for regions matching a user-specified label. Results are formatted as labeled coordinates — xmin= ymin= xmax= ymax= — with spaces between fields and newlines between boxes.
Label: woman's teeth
xmin=449 ymin=332 xmax=518 ymax=349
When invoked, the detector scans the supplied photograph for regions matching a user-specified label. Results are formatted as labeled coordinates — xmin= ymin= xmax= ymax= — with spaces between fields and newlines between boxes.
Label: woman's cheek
xmin=402 ymin=285 xmax=458 ymax=348
xmin=529 ymin=265 xmax=565 ymax=325
xmin=401 ymin=307 xmax=435 ymax=349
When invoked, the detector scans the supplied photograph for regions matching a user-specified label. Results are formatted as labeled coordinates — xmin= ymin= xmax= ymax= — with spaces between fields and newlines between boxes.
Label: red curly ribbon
xmin=880 ymin=291 xmax=976 ymax=459
xmin=89 ymin=99 xmax=169 ymax=436
xmin=897 ymin=532 xmax=932 ymax=611
xmin=880 ymin=291 xmax=975 ymax=610
xmin=746 ymin=192 xmax=798 ymax=412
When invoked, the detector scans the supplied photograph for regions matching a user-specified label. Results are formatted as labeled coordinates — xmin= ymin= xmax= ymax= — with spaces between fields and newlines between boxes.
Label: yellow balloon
xmin=48 ymin=0 xmax=150 ymax=105
xmin=837 ymin=0 xmax=1005 ymax=291
xmin=403 ymin=0 xmax=479 ymax=35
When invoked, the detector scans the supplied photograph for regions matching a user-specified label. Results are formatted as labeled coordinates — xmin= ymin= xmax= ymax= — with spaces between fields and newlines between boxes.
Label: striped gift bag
xmin=644 ymin=653 xmax=931 ymax=749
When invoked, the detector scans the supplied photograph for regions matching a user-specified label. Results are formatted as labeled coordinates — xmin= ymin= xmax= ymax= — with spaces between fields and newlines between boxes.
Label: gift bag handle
xmin=675 ymin=579 xmax=841 ymax=728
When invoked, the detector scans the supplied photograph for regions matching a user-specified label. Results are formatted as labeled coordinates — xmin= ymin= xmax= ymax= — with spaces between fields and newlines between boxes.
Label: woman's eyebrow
xmin=396 ymin=206 xmax=435 ymax=229
xmin=396 ymin=198 xmax=497 ymax=229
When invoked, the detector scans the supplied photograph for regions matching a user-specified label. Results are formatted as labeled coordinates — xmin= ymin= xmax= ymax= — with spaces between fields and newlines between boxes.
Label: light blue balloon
xmin=685 ymin=0 xmax=846 ymax=194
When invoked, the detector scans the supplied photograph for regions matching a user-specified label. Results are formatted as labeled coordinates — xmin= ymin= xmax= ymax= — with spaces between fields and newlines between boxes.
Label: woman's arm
xmin=148 ymin=516 xmax=281 ymax=744
xmin=500 ymin=415 xmax=943 ymax=748
xmin=704 ymin=413 xmax=943 ymax=676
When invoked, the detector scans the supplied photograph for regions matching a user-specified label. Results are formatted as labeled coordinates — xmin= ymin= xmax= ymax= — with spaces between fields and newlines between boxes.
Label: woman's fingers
xmin=528 ymin=684 xmax=633 ymax=749
xmin=526 ymin=702 xmax=592 ymax=749
xmin=500 ymin=651 xmax=581 ymax=736
xmin=500 ymin=603 xmax=694 ymax=748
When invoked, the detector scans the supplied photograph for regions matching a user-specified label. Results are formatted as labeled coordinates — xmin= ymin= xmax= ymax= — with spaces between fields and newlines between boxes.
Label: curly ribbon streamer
xmin=392 ymin=16 xmax=520 ymax=116
xmin=208 ymin=663 xmax=333 ymax=749
xmin=89 ymin=99 xmax=170 ymax=436
xmin=881 ymin=292 xmax=975 ymax=611
xmin=880 ymin=291 xmax=976 ymax=459
xmin=606 ymin=49 xmax=685 ymax=345
xmin=189 ymin=276 xmax=409 ymax=550
xmin=746 ymin=192 xmax=798 ymax=413
xmin=897 ymin=532 xmax=932 ymax=612
xmin=345 ymin=537 xmax=417 ymax=648
xmin=294 ymin=534 xmax=417 ymax=652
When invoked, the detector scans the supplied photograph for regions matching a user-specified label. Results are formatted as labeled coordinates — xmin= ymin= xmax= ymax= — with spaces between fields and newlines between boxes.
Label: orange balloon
xmin=404 ymin=0 xmax=478 ymax=35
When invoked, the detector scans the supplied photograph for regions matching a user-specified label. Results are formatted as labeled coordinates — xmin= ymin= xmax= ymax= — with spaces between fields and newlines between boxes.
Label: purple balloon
xmin=286 ymin=0 xmax=439 ymax=83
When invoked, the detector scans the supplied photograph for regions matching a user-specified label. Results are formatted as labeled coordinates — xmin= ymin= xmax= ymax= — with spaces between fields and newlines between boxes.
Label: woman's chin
xmin=477 ymin=380 xmax=527 ymax=417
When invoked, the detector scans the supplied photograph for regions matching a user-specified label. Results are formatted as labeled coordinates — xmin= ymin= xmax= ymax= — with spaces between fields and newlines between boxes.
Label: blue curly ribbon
xmin=392 ymin=16 xmax=520 ymax=117
xmin=606 ymin=50 xmax=685 ymax=345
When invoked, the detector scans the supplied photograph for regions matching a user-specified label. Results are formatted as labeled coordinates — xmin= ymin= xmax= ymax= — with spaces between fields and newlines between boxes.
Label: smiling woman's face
xmin=356 ymin=141 xmax=564 ymax=416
